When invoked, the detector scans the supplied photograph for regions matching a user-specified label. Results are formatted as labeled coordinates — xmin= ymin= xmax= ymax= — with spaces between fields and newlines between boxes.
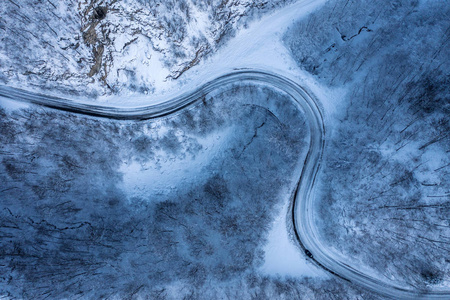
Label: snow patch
xmin=0 ymin=97 xmax=32 ymax=112
xmin=119 ymin=126 xmax=233 ymax=199
xmin=260 ymin=199 xmax=326 ymax=278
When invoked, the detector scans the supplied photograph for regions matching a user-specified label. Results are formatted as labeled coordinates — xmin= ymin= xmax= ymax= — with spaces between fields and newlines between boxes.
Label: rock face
xmin=0 ymin=0 xmax=290 ymax=97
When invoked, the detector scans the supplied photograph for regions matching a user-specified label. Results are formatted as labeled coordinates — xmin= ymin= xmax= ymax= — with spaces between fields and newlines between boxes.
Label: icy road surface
xmin=2 ymin=69 xmax=448 ymax=299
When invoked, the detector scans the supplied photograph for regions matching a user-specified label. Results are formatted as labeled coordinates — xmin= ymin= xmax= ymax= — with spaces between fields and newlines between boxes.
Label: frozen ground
xmin=120 ymin=125 xmax=233 ymax=198
xmin=98 ymin=0 xmax=334 ymax=107
xmin=1 ymin=83 xmax=343 ymax=299
xmin=1 ymin=0 xmax=448 ymax=298
xmin=0 ymin=0 xmax=295 ymax=98
xmin=1 ymin=0 xmax=334 ymax=108
xmin=285 ymin=0 xmax=450 ymax=292
xmin=260 ymin=198 xmax=325 ymax=278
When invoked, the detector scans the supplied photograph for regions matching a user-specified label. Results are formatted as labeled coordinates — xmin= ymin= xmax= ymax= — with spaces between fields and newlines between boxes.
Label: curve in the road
xmin=0 ymin=70 xmax=447 ymax=299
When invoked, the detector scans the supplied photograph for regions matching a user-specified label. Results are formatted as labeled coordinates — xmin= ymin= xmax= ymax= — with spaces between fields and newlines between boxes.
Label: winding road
xmin=0 ymin=70 xmax=447 ymax=299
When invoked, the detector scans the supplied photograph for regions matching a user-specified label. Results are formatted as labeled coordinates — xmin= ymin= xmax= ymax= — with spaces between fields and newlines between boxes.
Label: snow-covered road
xmin=0 ymin=70 xmax=448 ymax=299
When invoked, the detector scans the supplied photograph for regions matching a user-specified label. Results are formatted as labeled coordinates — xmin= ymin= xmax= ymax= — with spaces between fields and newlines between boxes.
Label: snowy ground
xmin=260 ymin=198 xmax=326 ymax=278
xmin=1 ymin=80 xmax=332 ymax=298
xmin=0 ymin=97 xmax=31 ymax=113
xmin=0 ymin=0 xmax=349 ymax=293
xmin=97 ymin=0 xmax=335 ymax=107
xmin=1 ymin=0 xmax=295 ymax=97
xmin=4 ymin=0 xmax=446 ymax=298
xmin=284 ymin=0 xmax=450 ymax=293
xmin=120 ymin=125 xmax=233 ymax=198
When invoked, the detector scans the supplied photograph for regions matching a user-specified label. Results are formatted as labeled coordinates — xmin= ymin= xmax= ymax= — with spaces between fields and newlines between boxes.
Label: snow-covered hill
xmin=0 ymin=0 xmax=291 ymax=97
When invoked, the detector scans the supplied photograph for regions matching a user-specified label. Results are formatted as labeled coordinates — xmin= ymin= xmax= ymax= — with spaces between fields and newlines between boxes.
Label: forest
xmin=0 ymin=83 xmax=336 ymax=298
xmin=285 ymin=0 xmax=449 ymax=289
xmin=0 ymin=0 xmax=291 ymax=96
